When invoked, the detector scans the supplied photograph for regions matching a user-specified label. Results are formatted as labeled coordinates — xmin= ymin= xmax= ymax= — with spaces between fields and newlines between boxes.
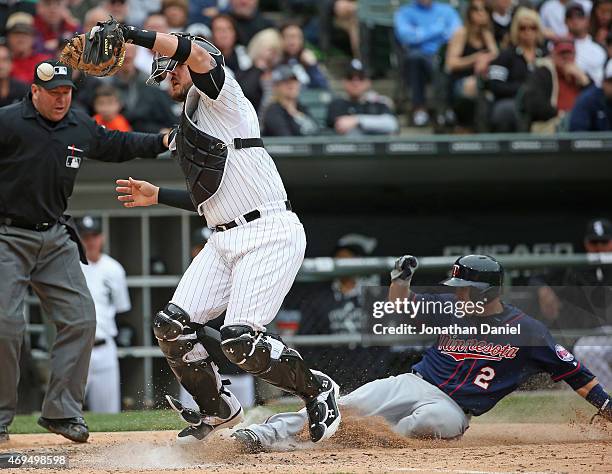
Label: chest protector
xmin=173 ymin=88 xmax=228 ymax=208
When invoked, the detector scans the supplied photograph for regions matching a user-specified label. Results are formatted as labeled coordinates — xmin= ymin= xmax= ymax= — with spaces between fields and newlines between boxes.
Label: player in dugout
xmin=229 ymin=255 xmax=612 ymax=452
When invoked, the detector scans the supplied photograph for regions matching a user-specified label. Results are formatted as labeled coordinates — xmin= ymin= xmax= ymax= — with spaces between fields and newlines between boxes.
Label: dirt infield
xmin=2 ymin=413 xmax=611 ymax=473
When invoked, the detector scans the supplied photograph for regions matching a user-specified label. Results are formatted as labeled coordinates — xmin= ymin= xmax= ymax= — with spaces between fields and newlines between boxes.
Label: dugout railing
xmin=24 ymin=244 xmax=612 ymax=407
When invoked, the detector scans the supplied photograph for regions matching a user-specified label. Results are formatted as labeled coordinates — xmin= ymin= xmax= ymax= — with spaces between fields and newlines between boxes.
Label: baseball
xmin=36 ymin=63 xmax=55 ymax=81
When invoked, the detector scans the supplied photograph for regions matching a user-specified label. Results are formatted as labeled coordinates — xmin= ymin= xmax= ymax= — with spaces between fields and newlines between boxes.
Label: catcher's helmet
xmin=441 ymin=255 xmax=503 ymax=302
xmin=147 ymin=33 xmax=224 ymax=85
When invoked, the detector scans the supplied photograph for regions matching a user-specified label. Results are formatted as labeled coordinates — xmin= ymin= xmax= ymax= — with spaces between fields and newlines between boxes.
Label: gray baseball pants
xmin=246 ymin=373 xmax=470 ymax=447
xmin=0 ymin=223 xmax=95 ymax=427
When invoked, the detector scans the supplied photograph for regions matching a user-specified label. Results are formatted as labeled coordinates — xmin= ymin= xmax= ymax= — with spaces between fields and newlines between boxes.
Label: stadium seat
xmin=299 ymin=88 xmax=334 ymax=130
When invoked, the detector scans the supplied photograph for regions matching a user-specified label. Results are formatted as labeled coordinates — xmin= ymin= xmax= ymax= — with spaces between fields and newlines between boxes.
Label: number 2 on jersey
xmin=473 ymin=366 xmax=496 ymax=389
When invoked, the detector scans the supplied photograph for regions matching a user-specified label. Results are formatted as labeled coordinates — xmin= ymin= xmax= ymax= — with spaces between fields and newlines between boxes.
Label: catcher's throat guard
xmin=146 ymin=33 xmax=225 ymax=86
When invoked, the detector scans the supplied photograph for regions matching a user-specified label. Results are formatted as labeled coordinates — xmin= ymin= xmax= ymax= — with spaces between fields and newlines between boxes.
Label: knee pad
xmin=153 ymin=303 xmax=190 ymax=342
xmin=220 ymin=325 xmax=271 ymax=375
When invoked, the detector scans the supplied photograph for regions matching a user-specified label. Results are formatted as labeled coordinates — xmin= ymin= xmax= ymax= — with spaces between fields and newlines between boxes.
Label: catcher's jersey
xmin=182 ymin=67 xmax=287 ymax=227
xmin=411 ymin=294 xmax=595 ymax=415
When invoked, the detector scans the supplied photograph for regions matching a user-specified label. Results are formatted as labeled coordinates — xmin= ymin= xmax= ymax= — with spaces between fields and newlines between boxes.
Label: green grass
xmin=9 ymin=392 xmax=593 ymax=434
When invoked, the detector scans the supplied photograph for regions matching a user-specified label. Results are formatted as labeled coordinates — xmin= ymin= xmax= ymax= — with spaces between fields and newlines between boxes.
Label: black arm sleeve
xmin=189 ymin=59 xmax=226 ymax=100
xmin=87 ymin=117 xmax=166 ymax=162
xmin=158 ymin=188 xmax=196 ymax=212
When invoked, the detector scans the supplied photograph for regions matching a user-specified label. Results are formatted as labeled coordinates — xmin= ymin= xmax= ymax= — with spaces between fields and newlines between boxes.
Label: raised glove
xmin=60 ymin=17 xmax=126 ymax=77
xmin=390 ymin=255 xmax=419 ymax=286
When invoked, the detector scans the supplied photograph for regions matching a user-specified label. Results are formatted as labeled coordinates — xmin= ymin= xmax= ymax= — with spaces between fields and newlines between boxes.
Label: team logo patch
xmin=555 ymin=344 xmax=574 ymax=362
xmin=66 ymin=145 xmax=84 ymax=169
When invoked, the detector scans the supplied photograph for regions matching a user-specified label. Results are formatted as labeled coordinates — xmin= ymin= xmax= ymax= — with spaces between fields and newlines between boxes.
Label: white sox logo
xmin=438 ymin=335 xmax=519 ymax=361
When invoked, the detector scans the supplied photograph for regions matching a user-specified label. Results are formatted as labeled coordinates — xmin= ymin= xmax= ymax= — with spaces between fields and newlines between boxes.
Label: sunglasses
xmin=470 ymin=6 xmax=487 ymax=12
xmin=519 ymin=24 xmax=538 ymax=32
xmin=588 ymin=239 xmax=611 ymax=245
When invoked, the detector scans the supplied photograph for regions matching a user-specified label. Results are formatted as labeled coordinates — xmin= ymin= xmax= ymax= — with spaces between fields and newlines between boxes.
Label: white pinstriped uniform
xmin=170 ymin=68 xmax=306 ymax=360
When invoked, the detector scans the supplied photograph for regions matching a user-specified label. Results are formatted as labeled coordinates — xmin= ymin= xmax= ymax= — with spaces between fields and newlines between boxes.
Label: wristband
xmin=123 ymin=25 xmax=157 ymax=49
xmin=586 ymin=384 xmax=612 ymax=421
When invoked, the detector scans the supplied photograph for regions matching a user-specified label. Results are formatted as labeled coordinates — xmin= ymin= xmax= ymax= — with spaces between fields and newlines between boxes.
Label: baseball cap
xmin=5 ymin=12 xmax=35 ymax=35
xmin=76 ymin=216 xmax=102 ymax=235
xmin=271 ymin=64 xmax=299 ymax=84
xmin=345 ymin=58 xmax=367 ymax=80
xmin=553 ymin=37 xmax=575 ymax=54
xmin=33 ymin=60 xmax=75 ymax=90
xmin=585 ymin=218 xmax=612 ymax=241
xmin=565 ymin=2 xmax=585 ymax=18
xmin=334 ymin=233 xmax=378 ymax=257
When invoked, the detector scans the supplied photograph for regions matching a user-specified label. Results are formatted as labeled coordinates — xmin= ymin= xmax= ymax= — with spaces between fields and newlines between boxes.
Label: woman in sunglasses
xmin=487 ymin=7 xmax=546 ymax=132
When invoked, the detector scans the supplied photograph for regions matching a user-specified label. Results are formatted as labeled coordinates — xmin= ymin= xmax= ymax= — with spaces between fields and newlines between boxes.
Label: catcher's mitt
xmin=60 ymin=18 xmax=126 ymax=77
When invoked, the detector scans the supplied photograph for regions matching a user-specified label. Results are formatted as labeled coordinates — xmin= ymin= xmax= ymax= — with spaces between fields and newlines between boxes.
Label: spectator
xmin=240 ymin=27 xmax=283 ymax=111
xmin=104 ymin=0 xmax=128 ymax=23
xmin=590 ymin=0 xmax=612 ymax=44
xmin=228 ymin=0 xmax=275 ymax=46
xmin=326 ymin=59 xmax=399 ymax=136
xmin=569 ymin=60 xmax=612 ymax=131
xmin=161 ymin=0 xmax=189 ymax=32
xmin=108 ymin=44 xmax=178 ymax=132
xmin=487 ymin=7 xmax=545 ymax=132
xmin=540 ymin=0 xmax=592 ymax=37
xmin=93 ymin=85 xmax=132 ymax=132
xmin=490 ymin=0 xmax=515 ymax=47
xmin=0 ymin=44 xmax=28 ymax=108
xmin=331 ymin=0 xmax=359 ymax=59
xmin=125 ymin=0 xmax=161 ymax=27
xmin=34 ymin=0 xmax=81 ymax=54
xmin=566 ymin=2 xmax=607 ymax=85
xmin=189 ymin=1 xmax=222 ymax=26
xmin=446 ymin=0 xmax=498 ymax=130
xmin=521 ymin=37 xmax=590 ymax=132
xmin=5 ymin=13 xmax=52 ymax=85
xmin=134 ymin=13 xmax=169 ymax=75
xmin=394 ymin=0 xmax=462 ymax=127
xmin=211 ymin=13 xmax=252 ymax=76
xmin=261 ymin=64 xmax=319 ymax=136
xmin=83 ymin=6 xmax=111 ymax=32
xmin=280 ymin=22 xmax=329 ymax=89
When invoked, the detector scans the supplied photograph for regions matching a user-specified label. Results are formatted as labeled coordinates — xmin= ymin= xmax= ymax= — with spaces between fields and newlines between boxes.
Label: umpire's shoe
xmin=166 ymin=392 xmax=243 ymax=442
xmin=0 ymin=425 xmax=8 ymax=443
xmin=231 ymin=428 xmax=265 ymax=453
xmin=37 ymin=416 xmax=89 ymax=443
xmin=306 ymin=370 xmax=341 ymax=443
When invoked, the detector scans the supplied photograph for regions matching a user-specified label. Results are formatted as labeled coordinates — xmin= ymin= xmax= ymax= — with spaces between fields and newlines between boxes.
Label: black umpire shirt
xmin=0 ymin=93 xmax=166 ymax=225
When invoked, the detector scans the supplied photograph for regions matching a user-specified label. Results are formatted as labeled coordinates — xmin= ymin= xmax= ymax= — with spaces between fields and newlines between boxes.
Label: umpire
xmin=0 ymin=60 xmax=168 ymax=443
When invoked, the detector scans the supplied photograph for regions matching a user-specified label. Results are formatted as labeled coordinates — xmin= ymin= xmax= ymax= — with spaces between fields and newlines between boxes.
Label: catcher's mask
xmin=146 ymin=33 xmax=224 ymax=85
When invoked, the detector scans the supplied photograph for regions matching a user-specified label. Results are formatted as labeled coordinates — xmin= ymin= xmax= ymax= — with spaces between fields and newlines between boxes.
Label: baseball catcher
xmin=229 ymin=255 xmax=612 ymax=452
xmin=73 ymin=18 xmax=341 ymax=443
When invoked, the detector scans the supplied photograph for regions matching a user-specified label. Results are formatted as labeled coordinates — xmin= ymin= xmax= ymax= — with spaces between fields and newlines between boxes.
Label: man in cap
xmin=77 ymin=216 xmax=131 ymax=414
xmin=534 ymin=218 xmax=612 ymax=388
xmin=0 ymin=60 xmax=168 ymax=443
xmin=5 ymin=12 xmax=52 ymax=84
xmin=565 ymin=2 xmax=606 ymax=85
xmin=326 ymin=59 xmax=398 ymax=136
xmin=569 ymin=60 xmax=612 ymax=131
xmin=232 ymin=254 xmax=612 ymax=452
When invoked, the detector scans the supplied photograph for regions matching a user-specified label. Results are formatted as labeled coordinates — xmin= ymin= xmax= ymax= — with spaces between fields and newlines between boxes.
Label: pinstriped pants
xmin=171 ymin=210 xmax=306 ymax=360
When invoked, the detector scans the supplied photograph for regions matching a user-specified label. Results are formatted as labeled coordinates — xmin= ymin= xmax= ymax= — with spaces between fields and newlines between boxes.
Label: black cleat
xmin=0 ymin=425 xmax=8 ymax=443
xmin=166 ymin=393 xmax=244 ymax=442
xmin=37 ymin=417 xmax=89 ymax=443
xmin=306 ymin=370 xmax=341 ymax=443
xmin=231 ymin=428 xmax=265 ymax=453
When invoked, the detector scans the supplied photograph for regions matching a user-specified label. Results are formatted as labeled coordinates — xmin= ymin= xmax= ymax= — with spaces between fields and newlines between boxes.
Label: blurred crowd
xmin=0 ymin=0 xmax=611 ymax=138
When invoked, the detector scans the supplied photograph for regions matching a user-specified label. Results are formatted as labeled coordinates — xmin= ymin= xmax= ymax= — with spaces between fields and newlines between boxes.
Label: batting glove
xmin=390 ymin=255 xmax=418 ymax=286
